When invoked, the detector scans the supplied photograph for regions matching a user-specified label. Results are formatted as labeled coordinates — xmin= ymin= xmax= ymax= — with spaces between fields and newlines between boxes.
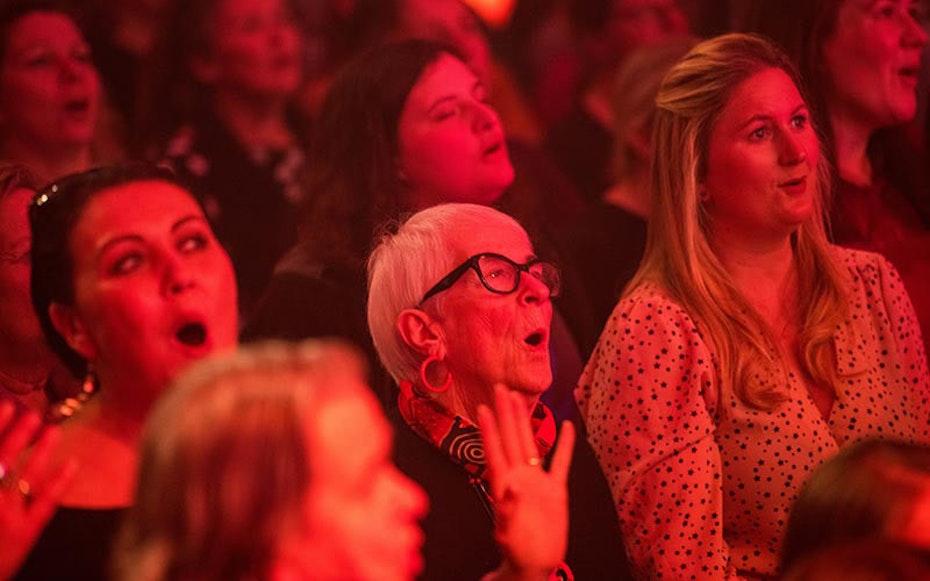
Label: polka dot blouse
xmin=575 ymin=247 xmax=930 ymax=579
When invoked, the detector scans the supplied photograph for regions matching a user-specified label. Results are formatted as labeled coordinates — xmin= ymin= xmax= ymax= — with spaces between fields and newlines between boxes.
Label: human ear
xmin=396 ymin=308 xmax=445 ymax=357
xmin=48 ymin=302 xmax=97 ymax=361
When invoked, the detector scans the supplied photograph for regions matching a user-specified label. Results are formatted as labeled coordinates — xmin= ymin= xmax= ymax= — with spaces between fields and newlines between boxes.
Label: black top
xmin=389 ymin=410 xmax=633 ymax=581
xmin=15 ymin=506 xmax=126 ymax=581
xmin=240 ymin=251 xmax=397 ymax=407
xmin=559 ymin=200 xmax=647 ymax=346
xmin=545 ymin=108 xmax=612 ymax=204
xmin=159 ymin=110 xmax=305 ymax=316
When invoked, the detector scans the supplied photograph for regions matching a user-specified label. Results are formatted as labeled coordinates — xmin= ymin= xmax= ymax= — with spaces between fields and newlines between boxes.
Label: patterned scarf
xmin=397 ymin=381 xmax=574 ymax=581
xmin=397 ymin=381 xmax=557 ymax=478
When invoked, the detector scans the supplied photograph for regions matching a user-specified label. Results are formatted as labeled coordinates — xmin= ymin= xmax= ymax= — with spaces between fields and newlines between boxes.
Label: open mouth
xmin=175 ymin=322 xmax=207 ymax=347
xmin=525 ymin=331 xmax=544 ymax=347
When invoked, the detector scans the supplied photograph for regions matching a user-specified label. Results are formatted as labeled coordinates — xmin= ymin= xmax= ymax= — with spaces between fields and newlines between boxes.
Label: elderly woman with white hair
xmin=367 ymin=202 xmax=632 ymax=580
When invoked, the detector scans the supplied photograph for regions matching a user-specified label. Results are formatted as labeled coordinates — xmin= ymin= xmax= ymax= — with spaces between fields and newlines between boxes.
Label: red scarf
xmin=397 ymin=381 xmax=557 ymax=478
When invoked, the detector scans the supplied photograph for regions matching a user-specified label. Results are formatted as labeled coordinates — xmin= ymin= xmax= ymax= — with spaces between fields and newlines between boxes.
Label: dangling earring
xmin=47 ymin=363 xmax=98 ymax=422
xmin=419 ymin=354 xmax=452 ymax=393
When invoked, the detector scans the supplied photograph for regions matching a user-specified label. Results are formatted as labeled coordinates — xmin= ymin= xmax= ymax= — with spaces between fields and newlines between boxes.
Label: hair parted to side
xmin=298 ymin=39 xmax=463 ymax=267
xmin=114 ymin=339 xmax=369 ymax=581
xmin=630 ymin=33 xmax=847 ymax=410
xmin=367 ymin=203 xmax=527 ymax=384
xmin=29 ymin=162 xmax=194 ymax=377
xmin=781 ymin=439 xmax=930 ymax=571
xmin=746 ymin=0 xmax=844 ymax=161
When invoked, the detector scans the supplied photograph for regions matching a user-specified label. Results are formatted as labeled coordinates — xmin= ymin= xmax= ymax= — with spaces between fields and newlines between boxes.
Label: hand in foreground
xmin=0 ymin=402 xmax=77 ymax=580
xmin=478 ymin=385 xmax=575 ymax=581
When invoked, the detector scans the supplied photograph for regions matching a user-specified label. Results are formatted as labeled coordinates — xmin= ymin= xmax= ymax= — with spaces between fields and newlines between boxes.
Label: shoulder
xmin=578 ymin=283 xmax=719 ymax=415
xmin=605 ymin=283 xmax=705 ymax=339
xmin=829 ymin=245 xmax=910 ymax=301
xmin=831 ymin=245 xmax=895 ymax=277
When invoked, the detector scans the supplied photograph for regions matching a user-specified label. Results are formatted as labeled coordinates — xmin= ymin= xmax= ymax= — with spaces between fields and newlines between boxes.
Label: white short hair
xmin=367 ymin=203 xmax=527 ymax=383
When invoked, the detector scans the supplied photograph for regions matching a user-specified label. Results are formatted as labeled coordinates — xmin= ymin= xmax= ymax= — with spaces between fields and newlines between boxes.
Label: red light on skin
xmin=464 ymin=0 xmax=515 ymax=28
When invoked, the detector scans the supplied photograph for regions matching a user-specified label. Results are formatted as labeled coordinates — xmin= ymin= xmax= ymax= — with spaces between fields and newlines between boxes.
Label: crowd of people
xmin=0 ymin=0 xmax=928 ymax=579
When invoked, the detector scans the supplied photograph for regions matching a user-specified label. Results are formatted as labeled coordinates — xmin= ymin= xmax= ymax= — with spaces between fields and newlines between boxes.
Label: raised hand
xmin=0 ymin=402 xmax=77 ymax=580
xmin=477 ymin=384 xmax=575 ymax=581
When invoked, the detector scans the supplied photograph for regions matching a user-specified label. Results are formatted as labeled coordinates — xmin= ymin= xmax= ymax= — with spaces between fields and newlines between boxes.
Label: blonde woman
xmin=576 ymin=33 xmax=930 ymax=579
xmin=116 ymin=340 xmax=428 ymax=581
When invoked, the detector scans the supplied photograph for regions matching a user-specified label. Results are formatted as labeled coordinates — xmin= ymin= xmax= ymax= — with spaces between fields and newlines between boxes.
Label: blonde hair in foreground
xmin=630 ymin=33 xmax=847 ymax=410
xmin=114 ymin=340 xmax=368 ymax=581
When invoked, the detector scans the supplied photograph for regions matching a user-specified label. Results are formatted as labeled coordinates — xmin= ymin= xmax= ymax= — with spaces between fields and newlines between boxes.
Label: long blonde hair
xmin=631 ymin=33 xmax=847 ymax=410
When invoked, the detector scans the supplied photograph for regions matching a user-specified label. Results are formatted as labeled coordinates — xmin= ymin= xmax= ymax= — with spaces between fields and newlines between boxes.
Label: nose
xmin=162 ymin=253 xmax=196 ymax=297
xmin=518 ymin=270 xmax=551 ymax=305
xmin=778 ymin=130 xmax=807 ymax=166
xmin=470 ymin=100 xmax=499 ymax=133
xmin=59 ymin=56 xmax=86 ymax=83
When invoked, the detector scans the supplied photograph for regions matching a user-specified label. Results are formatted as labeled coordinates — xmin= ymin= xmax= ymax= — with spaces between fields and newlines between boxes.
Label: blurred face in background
xmin=895 ymin=479 xmax=930 ymax=550
xmin=0 ymin=11 xmax=100 ymax=154
xmin=397 ymin=53 xmax=513 ymax=208
xmin=195 ymin=0 xmax=302 ymax=100
xmin=295 ymin=386 xmax=428 ymax=581
xmin=606 ymin=0 xmax=691 ymax=61
xmin=397 ymin=0 xmax=492 ymax=84
xmin=821 ymin=0 xmax=928 ymax=132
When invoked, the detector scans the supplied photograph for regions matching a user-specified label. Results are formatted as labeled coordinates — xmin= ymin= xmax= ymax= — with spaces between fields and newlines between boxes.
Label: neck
xmin=84 ymin=388 xmax=150 ymax=448
xmin=0 ymin=345 xmax=51 ymax=392
xmin=213 ymin=90 xmax=293 ymax=150
xmin=442 ymin=383 xmax=539 ymax=426
xmin=1 ymin=139 xmax=92 ymax=181
xmin=711 ymin=233 xmax=798 ymax=333
xmin=830 ymin=109 xmax=874 ymax=187
xmin=0 ymin=367 xmax=48 ymax=396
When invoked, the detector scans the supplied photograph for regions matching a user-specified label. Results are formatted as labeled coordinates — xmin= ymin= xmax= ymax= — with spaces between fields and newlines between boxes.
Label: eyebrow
xmin=737 ymin=103 xmax=808 ymax=131
xmin=95 ymin=214 xmax=206 ymax=258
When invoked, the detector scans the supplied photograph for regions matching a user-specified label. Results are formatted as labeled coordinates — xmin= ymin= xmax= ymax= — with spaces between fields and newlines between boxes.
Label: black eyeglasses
xmin=420 ymin=253 xmax=561 ymax=304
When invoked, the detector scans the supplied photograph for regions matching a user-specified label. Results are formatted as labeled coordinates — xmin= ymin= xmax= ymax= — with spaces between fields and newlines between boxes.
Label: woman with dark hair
xmin=577 ymin=33 xmax=929 ymax=578
xmin=246 ymin=39 xmax=592 ymax=420
xmin=747 ymin=0 xmax=930 ymax=351
xmin=0 ymin=1 xmax=103 ymax=181
xmin=15 ymin=163 xmax=239 ymax=579
xmin=781 ymin=439 xmax=930 ymax=570
xmin=140 ymin=0 xmax=306 ymax=314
